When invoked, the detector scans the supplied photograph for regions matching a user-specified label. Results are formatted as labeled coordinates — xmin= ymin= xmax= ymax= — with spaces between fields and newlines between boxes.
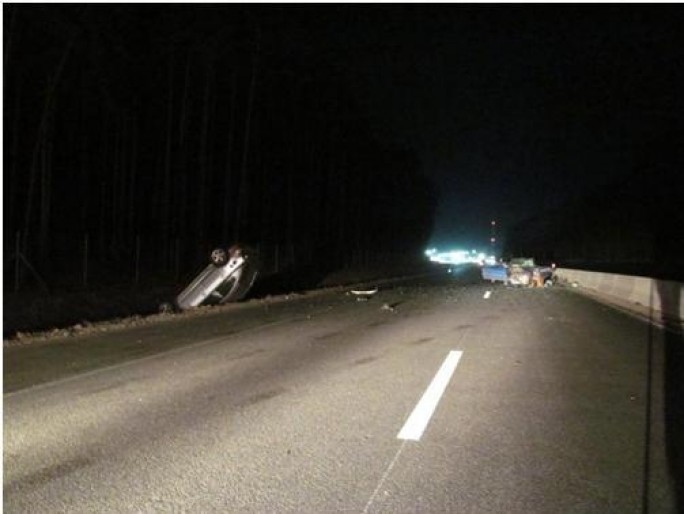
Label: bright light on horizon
xmin=426 ymin=247 xmax=497 ymax=266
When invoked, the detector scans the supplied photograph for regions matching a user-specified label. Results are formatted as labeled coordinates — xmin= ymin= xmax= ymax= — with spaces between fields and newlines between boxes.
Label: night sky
xmin=276 ymin=4 xmax=683 ymax=248
xmin=4 ymin=4 xmax=684 ymax=278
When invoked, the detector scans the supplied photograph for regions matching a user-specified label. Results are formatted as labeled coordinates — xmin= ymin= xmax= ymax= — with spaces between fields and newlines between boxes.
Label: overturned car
xmin=176 ymin=244 xmax=259 ymax=310
xmin=481 ymin=257 xmax=555 ymax=287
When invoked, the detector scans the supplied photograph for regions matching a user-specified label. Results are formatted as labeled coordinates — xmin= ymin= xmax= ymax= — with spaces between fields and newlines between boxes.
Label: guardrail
xmin=555 ymin=268 xmax=683 ymax=330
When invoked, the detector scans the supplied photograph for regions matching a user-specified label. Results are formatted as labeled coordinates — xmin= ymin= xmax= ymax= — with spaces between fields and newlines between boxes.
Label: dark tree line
xmin=4 ymin=5 xmax=436 ymax=290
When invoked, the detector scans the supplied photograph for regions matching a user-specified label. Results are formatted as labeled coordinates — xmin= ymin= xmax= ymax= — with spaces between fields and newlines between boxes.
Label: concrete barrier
xmin=556 ymin=267 xmax=684 ymax=330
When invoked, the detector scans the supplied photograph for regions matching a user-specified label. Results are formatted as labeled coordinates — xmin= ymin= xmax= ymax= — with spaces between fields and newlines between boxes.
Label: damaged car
xmin=176 ymin=244 xmax=259 ymax=310
xmin=481 ymin=257 xmax=555 ymax=287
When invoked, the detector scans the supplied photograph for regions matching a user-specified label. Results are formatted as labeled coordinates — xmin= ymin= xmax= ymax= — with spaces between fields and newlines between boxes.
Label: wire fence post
xmin=83 ymin=233 xmax=89 ymax=288
xmin=15 ymin=230 xmax=21 ymax=293
xmin=134 ymin=235 xmax=141 ymax=287
xmin=174 ymin=238 xmax=180 ymax=281
xmin=274 ymin=243 xmax=279 ymax=273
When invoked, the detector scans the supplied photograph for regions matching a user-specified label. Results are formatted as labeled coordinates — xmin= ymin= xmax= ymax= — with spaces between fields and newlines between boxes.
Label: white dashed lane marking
xmin=397 ymin=350 xmax=463 ymax=441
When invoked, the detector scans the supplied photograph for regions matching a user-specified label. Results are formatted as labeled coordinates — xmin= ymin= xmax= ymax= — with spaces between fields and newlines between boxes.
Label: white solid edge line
xmin=397 ymin=350 xmax=463 ymax=441
xmin=484 ymin=290 xmax=492 ymax=299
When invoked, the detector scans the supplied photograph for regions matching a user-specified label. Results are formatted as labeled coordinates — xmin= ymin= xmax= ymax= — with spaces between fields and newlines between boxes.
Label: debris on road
xmin=158 ymin=302 xmax=175 ymax=314
xmin=349 ymin=287 xmax=379 ymax=301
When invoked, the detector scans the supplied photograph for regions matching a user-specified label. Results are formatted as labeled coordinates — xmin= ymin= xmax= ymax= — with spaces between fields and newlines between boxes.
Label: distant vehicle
xmin=175 ymin=244 xmax=259 ymax=310
xmin=481 ymin=257 xmax=555 ymax=287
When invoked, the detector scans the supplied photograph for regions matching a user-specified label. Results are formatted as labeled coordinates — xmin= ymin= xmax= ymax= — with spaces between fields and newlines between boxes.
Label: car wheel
xmin=210 ymin=248 xmax=228 ymax=267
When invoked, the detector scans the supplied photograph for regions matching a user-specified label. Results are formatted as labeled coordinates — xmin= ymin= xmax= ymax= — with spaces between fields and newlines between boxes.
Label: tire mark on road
xmin=406 ymin=337 xmax=435 ymax=346
xmin=352 ymin=356 xmax=378 ymax=366
xmin=313 ymin=330 xmax=344 ymax=342
xmin=5 ymin=456 xmax=93 ymax=492
xmin=240 ymin=387 xmax=288 ymax=407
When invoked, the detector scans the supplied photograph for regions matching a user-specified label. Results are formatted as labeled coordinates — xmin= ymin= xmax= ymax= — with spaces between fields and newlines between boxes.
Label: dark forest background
xmin=3 ymin=5 xmax=436 ymax=294
xmin=4 ymin=4 xmax=684 ymax=302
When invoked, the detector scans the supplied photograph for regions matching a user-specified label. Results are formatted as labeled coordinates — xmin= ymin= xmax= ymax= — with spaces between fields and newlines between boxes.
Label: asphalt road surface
xmin=3 ymin=266 xmax=680 ymax=513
